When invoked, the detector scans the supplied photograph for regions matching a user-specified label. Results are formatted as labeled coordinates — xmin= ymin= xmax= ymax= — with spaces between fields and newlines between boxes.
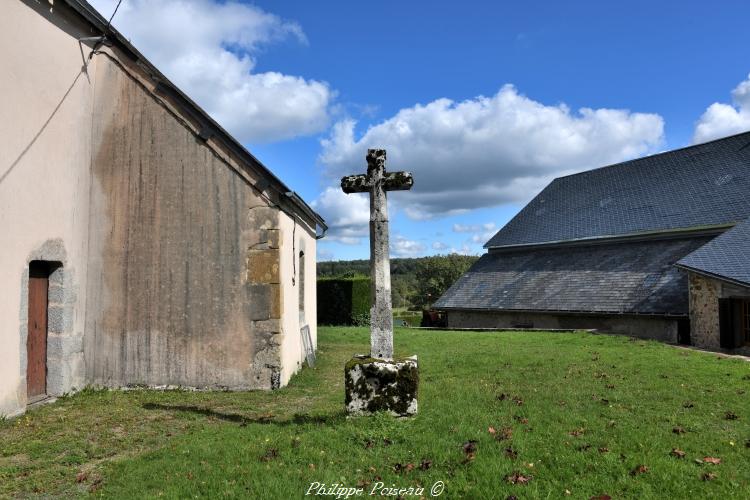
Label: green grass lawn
xmin=1 ymin=327 xmax=749 ymax=498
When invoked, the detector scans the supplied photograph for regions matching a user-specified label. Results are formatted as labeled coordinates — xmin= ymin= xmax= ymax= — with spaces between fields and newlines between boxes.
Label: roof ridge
xmin=553 ymin=129 xmax=750 ymax=183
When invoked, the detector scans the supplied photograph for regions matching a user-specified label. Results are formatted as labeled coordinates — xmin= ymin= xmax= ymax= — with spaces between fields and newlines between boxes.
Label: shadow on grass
xmin=142 ymin=403 xmax=345 ymax=427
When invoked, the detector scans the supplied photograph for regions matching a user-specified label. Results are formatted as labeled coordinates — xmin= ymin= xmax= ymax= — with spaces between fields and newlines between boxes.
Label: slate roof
xmin=676 ymin=218 xmax=750 ymax=287
xmin=434 ymin=237 xmax=713 ymax=315
xmin=485 ymin=131 xmax=750 ymax=248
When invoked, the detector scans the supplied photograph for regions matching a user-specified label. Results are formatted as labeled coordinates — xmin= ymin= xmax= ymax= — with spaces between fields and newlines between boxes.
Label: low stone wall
xmin=444 ymin=310 xmax=680 ymax=343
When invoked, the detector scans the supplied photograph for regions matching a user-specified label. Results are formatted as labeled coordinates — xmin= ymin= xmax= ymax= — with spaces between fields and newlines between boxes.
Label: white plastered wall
xmin=278 ymin=211 xmax=318 ymax=386
xmin=0 ymin=1 xmax=96 ymax=416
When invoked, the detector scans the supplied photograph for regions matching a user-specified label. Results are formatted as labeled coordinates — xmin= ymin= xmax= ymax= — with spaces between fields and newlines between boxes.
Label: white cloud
xmin=452 ymin=222 xmax=496 ymax=233
xmin=693 ymin=74 xmax=750 ymax=144
xmin=90 ymin=0 xmax=334 ymax=143
xmin=311 ymin=187 xmax=369 ymax=244
xmin=448 ymin=245 xmax=475 ymax=256
xmin=320 ymin=85 xmax=664 ymax=219
xmin=432 ymin=241 xmax=448 ymax=251
xmin=452 ymin=222 xmax=498 ymax=247
xmin=390 ymin=236 xmax=426 ymax=258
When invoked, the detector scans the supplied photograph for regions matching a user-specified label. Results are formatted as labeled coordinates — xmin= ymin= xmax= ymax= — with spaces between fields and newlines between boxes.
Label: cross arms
xmin=341 ymin=171 xmax=414 ymax=194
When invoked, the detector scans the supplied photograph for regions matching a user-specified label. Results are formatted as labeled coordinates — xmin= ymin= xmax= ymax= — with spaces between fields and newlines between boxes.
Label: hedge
xmin=317 ymin=276 xmax=371 ymax=325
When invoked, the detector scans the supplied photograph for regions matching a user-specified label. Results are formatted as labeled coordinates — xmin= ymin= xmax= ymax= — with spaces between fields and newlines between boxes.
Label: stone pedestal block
xmin=344 ymin=355 xmax=418 ymax=417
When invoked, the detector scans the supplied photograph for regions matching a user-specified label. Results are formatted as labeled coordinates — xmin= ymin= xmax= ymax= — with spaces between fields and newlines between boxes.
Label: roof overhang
xmin=674 ymin=264 xmax=750 ymax=289
xmin=433 ymin=306 xmax=688 ymax=319
xmin=486 ymin=223 xmax=735 ymax=253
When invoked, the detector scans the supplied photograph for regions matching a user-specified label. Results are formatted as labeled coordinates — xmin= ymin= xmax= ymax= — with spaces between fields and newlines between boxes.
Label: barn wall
xmin=83 ymin=53 xmax=289 ymax=390
xmin=445 ymin=310 xmax=679 ymax=342
xmin=688 ymin=273 xmax=750 ymax=349
xmin=0 ymin=0 xmax=99 ymax=416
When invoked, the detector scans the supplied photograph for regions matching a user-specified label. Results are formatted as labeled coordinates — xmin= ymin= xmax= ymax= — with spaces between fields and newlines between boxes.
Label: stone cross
xmin=341 ymin=149 xmax=413 ymax=360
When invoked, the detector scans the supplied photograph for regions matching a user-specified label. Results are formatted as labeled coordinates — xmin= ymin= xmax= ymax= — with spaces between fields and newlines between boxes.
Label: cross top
xmin=340 ymin=149 xmax=413 ymax=360
xmin=341 ymin=149 xmax=414 ymax=194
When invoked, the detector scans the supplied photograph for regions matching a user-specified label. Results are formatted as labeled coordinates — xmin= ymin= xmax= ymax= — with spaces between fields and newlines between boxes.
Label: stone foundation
xmin=344 ymin=355 xmax=418 ymax=417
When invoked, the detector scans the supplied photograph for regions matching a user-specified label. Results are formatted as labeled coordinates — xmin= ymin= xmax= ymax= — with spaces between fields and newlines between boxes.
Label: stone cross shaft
xmin=341 ymin=149 xmax=413 ymax=360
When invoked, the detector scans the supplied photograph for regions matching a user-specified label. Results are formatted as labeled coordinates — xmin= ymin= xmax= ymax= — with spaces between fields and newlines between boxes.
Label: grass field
xmin=1 ymin=327 xmax=749 ymax=498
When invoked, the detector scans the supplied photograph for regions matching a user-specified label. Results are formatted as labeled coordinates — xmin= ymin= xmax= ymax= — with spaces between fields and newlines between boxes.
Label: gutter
xmin=485 ymin=223 xmax=735 ymax=253
xmin=673 ymin=264 xmax=750 ymax=290
xmin=433 ymin=306 xmax=688 ymax=319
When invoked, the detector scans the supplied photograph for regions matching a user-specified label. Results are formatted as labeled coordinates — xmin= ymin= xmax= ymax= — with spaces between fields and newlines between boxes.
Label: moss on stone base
xmin=344 ymin=355 xmax=418 ymax=416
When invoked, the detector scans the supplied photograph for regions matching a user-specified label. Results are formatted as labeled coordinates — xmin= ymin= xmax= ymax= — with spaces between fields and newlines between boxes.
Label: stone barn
xmin=435 ymin=131 xmax=750 ymax=352
xmin=0 ymin=0 xmax=326 ymax=417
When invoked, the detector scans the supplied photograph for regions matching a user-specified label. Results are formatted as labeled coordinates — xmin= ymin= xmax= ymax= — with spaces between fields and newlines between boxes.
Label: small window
xmin=298 ymin=251 xmax=305 ymax=319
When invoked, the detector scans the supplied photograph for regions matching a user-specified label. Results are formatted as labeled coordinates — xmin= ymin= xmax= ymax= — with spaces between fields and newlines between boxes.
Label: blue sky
xmin=92 ymin=0 xmax=750 ymax=260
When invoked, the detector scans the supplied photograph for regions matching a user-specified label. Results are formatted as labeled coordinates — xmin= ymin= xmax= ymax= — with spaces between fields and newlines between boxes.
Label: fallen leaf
xmin=682 ymin=401 xmax=694 ymax=408
xmin=462 ymin=440 xmax=478 ymax=462
xmin=564 ymin=489 xmax=571 ymax=496
xmin=701 ymin=472 xmax=717 ymax=481
xmin=725 ymin=411 xmax=739 ymax=420
xmin=368 ymin=466 xmax=376 ymax=473
xmin=488 ymin=426 xmax=497 ymax=436
xmin=702 ymin=457 xmax=721 ymax=465
xmin=308 ymin=463 xmax=316 ymax=470
xmin=506 ymin=471 xmax=532 ymax=485
xmin=260 ymin=448 xmax=278 ymax=462
xmin=673 ymin=426 xmax=686 ymax=434
xmin=670 ymin=448 xmax=686 ymax=458
xmin=630 ymin=464 xmax=649 ymax=476
xmin=497 ymin=393 xmax=508 ymax=401
xmin=364 ymin=439 xmax=374 ymax=449
xmin=419 ymin=459 xmax=432 ymax=471
xmin=404 ymin=463 xmax=414 ymax=473
xmin=569 ymin=428 xmax=585 ymax=437
xmin=514 ymin=416 xmax=529 ymax=424
xmin=513 ymin=396 xmax=524 ymax=406
xmin=76 ymin=472 xmax=88 ymax=483
xmin=383 ymin=438 xmax=393 ymax=446
xmin=598 ymin=447 xmax=610 ymax=454
xmin=495 ymin=427 xmax=513 ymax=441
xmin=505 ymin=447 xmax=518 ymax=459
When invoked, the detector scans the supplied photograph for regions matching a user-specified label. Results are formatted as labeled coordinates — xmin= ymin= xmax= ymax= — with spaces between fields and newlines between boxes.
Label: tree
xmin=412 ymin=254 xmax=478 ymax=309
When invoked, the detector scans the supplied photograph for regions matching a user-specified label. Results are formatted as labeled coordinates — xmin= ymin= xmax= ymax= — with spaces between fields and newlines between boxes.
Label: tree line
xmin=318 ymin=254 xmax=479 ymax=310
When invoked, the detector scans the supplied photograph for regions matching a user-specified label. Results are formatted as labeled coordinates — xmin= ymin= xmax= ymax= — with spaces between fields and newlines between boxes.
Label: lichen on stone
xmin=344 ymin=355 xmax=418 ymax=417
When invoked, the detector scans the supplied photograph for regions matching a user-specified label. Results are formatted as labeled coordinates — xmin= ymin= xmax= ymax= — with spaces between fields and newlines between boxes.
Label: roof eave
xmin=433 ymin=306 xmax=688 ymax=318
xmin=484 ymin=223 xmax=736 ymax=252
xmin=673 ymin=264 xmax=750 ymax=289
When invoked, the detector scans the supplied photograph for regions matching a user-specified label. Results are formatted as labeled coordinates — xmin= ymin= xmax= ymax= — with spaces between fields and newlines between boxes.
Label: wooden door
xmin=27 ymin=262 xmax=49 ymax=399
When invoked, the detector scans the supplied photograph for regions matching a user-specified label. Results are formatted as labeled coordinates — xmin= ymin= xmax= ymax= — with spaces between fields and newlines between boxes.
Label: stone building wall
xmin=445 ymin=310 xmax=680 ymax=343
xmin=0 ymin=1 xmax=321 ymax=416
xmin=0 ymin=0 xmax=98 ymax=417
xmin=688 ymin=273 xmax=750 ymax=350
